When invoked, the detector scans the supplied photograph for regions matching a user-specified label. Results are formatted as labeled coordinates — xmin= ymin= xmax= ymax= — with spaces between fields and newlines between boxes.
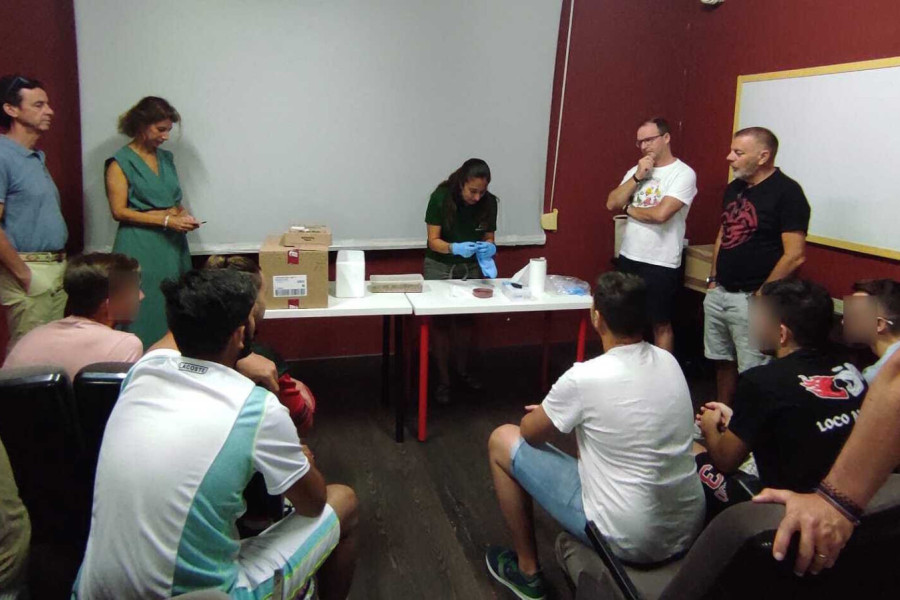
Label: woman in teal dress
xmin=105 ymin=97 xmax=199 ymax=348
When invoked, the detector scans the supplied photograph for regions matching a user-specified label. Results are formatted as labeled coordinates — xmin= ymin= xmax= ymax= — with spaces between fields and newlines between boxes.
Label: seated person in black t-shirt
xmin=695 ymin=279 xmax=867 ymax=521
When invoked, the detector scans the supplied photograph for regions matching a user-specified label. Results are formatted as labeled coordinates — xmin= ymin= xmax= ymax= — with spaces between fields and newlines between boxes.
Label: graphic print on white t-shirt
xmin=618 ymin=159 xmax=698 ymax=269
xmin=633 ymin=179 xmax=664 ymax=208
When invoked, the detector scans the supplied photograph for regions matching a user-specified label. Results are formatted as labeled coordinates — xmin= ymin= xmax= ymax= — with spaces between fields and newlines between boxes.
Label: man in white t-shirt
xmin=606 ymin=118 xmax=698 ymax=352
xmin=74 ymin=269 xmax=358 ymax=600
xmin=485 ymin=272 xmax=704 ymax=600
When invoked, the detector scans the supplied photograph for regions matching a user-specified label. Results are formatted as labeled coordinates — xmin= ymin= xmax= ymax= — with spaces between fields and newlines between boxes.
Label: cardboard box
xmin=281 ymin=225 xmax=332 ymax=250
xmin=684 ymin=243 xmax=715 ymax=293
xmin=259 ymin=235 xmax=328 ymax=309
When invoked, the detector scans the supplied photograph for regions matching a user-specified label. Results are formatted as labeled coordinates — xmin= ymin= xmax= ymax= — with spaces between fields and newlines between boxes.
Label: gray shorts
xmin=703 ymin=286 xmax=770 ymax=373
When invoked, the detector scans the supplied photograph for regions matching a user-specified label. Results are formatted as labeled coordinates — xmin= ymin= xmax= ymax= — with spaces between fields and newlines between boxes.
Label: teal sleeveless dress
xmin=109 ymin=146 xmax=192 ymax=348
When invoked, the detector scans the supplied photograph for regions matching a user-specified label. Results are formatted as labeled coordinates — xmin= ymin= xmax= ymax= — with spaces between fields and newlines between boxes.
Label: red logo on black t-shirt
xmin=798 ymin=364 xmax=866 ymax=400
xmin=720 ymin=194 xmax=758 ymax=249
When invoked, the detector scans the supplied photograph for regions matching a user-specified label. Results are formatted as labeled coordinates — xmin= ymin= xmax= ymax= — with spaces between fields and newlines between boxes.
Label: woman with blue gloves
xmin=424 ymin=158 xmax=498 ymax=404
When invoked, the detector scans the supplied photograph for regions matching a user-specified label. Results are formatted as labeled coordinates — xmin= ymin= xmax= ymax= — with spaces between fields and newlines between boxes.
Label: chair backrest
xmin=0 ymin=366 xmax=90 ymax=545
xmin=574 ymin=475 xmax=900 ymax=599
xmin=73 ymin=362 xmax=133 ymax=465
xmin=660 ymin=473 xmax=900 ymax=599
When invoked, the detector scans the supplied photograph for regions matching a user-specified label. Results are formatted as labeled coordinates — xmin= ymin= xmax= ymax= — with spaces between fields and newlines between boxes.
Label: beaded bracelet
xmin=815 ymin=481 xmax=863 ymax=526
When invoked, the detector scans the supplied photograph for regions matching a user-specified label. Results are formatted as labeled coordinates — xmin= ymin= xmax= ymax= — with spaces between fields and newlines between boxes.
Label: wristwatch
xmin=632 ymin=174 xmax=642 ymax=184
xmin=706 ymin=275 xmax=717 ymax=285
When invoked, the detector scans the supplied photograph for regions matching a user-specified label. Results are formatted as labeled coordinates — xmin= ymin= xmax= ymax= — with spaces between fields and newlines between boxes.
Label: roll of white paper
xmin=528 ymin=257 xmax=547 ymax=298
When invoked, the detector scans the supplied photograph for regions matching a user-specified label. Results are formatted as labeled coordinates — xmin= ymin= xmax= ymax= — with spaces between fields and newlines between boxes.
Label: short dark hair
xmin=0 ymin=74 xmax=45 ymax=129
xmin=851 ymin=279 xmax=900 ymax=334
xmin=161 ymin=269 xmax=257 ymax=358
xmin=593 ymin=272 xmax=647 ymax=337
xmin=118 ymin=96 xmax=181 ymax=138
xmin=759 ymin=279 xmax=834 ymax=348
xmin=734 ymin=126 xmax=779 ymax=159
xmin=204 ymin=255 xmax=262 ymax=290
xmin=642 ymin=117 xmax=670 ymax=136
xmin=64 ymin=253 xmax=141 ymax=317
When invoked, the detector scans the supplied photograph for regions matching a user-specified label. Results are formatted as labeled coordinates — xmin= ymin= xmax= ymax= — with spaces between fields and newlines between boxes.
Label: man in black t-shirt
xmin=696 ymin=279 xmax=866 ymax=521
xmin=704 ymin=127 xmax=811 ymax=407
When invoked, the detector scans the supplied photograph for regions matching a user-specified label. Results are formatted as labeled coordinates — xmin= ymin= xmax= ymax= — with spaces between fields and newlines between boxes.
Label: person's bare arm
xmin=482 ymin=231 xmax=495 ymax=244
xmin=626 ymin=196 xmax=686 ymax=225
xmin=606 ymin=155 xmax=654 ymax=212
xmin=283 ymin=460 xmax=328 ymax=518
xmin=699 ymin=406 xmax=750 ymax=473
xmin=236 ymin=353 xmax=280 ymax=393
xmin=0 ymin=205 xmax=30 ymax=291
xmin=427 ymin=224 xmax=451 ymax=254
xmin=760 ymin=232 xmax=806 ymax=287
xmin=755 ymin=351 xmax=900 ymax=574
xmin=606 ymin=178 xmax=640 ymax=212
xmin=708 ymin=225 xmax=723 ymax=290
xmin=519 ymin=405 xmax=563 ymax=446
xmin=105 ymin=161 xmax=198 ymax=232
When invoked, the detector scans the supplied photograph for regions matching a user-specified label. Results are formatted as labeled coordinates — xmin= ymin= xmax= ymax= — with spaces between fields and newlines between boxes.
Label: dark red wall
xmin=3 ymin=0 xmax=899 ymax=359
xmin=677 ymin=0 xmax=900 ymax=296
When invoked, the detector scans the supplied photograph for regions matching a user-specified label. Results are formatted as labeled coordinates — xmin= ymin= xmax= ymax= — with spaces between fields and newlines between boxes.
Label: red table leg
xmin=418 ymin=318 xmax=430 ymax=442
xmin=576 ymin=315 xmax=587 ymax=363
xmin=541 ymin=312 xmax=552 ymax=393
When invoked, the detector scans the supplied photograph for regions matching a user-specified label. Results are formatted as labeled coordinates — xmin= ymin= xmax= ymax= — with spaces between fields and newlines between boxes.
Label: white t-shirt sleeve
xmin=619 ymin=166 xmax=638 ymax=186
xmin=664 ymin=164 xmax=697 ymax=206
xmin=253 ymin=393 xmax=311 ymax=495
xmin=541 ymin=366 xmax=584 ymax=434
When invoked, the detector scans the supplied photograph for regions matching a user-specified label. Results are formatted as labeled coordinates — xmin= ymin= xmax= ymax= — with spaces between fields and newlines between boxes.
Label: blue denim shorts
xmin=511 ymin=438 xmax=590 ymax=545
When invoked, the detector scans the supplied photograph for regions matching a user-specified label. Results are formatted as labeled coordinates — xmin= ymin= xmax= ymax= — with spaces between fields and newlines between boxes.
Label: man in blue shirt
xmin=843 ymin=279 xmax=900 ymax=384
xmin=0 ymin=74 xmax=69 ymax=349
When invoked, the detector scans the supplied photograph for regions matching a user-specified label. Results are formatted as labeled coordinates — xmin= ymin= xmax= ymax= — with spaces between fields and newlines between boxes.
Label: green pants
xmin=0 ymin=261 xmax=67 ymax=352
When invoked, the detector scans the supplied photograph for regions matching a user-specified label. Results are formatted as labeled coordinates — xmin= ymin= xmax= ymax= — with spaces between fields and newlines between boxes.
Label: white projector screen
xmin=735 ymin=58 xmax=900 ymax=260
xmin=74 ymin=0 xmax=562 ymax=253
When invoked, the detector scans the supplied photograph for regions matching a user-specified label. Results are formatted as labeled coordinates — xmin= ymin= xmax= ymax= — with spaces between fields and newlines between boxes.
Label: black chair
xmin=0 ymin=365 xmax=92 ymax=597
xmin=556 ymin=474 xmax=900 ymax=599
xmin=73 ymin=361 xmax=133 ymax=465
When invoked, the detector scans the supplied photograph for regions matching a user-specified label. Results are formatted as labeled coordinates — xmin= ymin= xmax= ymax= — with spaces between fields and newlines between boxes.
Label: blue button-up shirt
xmin=0 ymin=135 xmax=68 ymax=251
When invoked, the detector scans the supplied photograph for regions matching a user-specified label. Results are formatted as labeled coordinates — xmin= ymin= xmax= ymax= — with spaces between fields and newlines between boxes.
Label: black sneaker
xmin=485 ymin=546 xmax=547 ymax=600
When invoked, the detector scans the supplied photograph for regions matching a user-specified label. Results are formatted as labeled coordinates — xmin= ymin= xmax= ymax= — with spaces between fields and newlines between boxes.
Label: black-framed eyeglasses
xmin=635 ymin=134 xmax=663 ymax=148
xmin=2 ymin=76 xmax=32 ymax=102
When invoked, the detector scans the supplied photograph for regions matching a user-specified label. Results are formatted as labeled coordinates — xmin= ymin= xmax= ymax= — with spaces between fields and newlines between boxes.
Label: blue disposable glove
xmin=450 ymin=242 xmax=477 ymax=258
xmin=478 ymin=256 xmax=498 ymax=278
xmin=475 ymin=241 xmax=497 ymax=259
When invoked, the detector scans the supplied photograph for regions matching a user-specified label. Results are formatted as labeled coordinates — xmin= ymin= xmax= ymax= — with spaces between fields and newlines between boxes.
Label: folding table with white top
xmin=404 ymin=279 xmax=593 ymax=442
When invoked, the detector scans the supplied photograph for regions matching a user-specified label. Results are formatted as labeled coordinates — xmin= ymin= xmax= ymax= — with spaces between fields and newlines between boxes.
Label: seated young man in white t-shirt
xmin=485 ymin=272 xmax=705 ymax=600
xmin=4 ymin=252 xmax=143 ymax=376
xmin=74 ymin=269 xmax=358 ymax=600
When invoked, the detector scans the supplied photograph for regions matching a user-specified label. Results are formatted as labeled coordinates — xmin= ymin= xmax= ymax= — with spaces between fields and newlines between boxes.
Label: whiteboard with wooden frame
xmin=733 ymin=57 xmax=900 ymax=260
